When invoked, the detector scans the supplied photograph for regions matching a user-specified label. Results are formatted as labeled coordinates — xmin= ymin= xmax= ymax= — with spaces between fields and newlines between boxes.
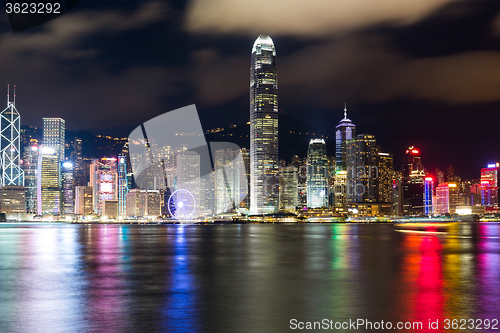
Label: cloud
xmin=185 ymin=0 xmax=460 ymax=36
xmin=192 ymin=35 xmax=500 ymax=108
xmin=367 ymin=51 xmax=500 ymax=103
xmin=492 ymin=12 xmax=500 ymax=36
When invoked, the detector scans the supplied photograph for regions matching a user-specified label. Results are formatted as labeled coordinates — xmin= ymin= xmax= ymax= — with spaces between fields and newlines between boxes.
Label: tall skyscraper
xmin=250 ymin=35 xmax=278 ymax=215
xmin=346 ymin=134 xmax=377 ymax=203
xmin=118 ymin=155 xmax=128 ymax=216
xmin=22 ymin=142 xmax=39 ymax=213
xmin=335 ymin=104 xmax=356 ymax=171
xmin=75 ymin=186 xmax=93 ymax=215
xmin=376 ymin=152 xmax=394 ymax=203
xmin=424 ymin=176 xmax=434 ymax=215
xmin=214 ymin=149 xmax=244 ymax=215
xmin=436 ymin=182 xmax=459 ymax=214
xmin=306 ymin=139 xmax=328 ymax=208
xmin=402 ymin=147 xmax=425 ymax=215
xmin=1 ymin=84 xmax=24 ymax=186
xmin=43 ymin=118 xmax=65 ymax=163
xmin=61 ymin=161 xmax=74 ymax=215
xmin=37 ymin=146 xmax=60 ymax=214
xmin=177 ymin=151 xmax=200 ymax=214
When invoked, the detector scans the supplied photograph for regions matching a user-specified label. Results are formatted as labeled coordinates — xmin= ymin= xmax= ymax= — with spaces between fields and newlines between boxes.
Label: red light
xmin=425 ymin=177 xmax=433 ymax=181
xmin=411 ymin=149 xmax=419 ymax=154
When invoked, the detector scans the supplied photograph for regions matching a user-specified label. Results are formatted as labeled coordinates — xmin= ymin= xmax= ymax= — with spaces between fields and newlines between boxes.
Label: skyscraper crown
xmin=252 ymin=35 xmax=276 ymax=55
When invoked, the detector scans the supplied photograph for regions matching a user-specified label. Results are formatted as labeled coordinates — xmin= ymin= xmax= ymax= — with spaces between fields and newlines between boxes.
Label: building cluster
xmin=0 ymin=36 xmax=497 ymax=220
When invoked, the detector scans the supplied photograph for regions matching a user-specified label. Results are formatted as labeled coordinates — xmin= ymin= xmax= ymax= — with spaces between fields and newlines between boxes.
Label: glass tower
xmin=250 ymin=35 xmax=278 ymax=215
xmin=335 ymin=104 xmax=356 ymax=171
xmin=118 ymin=155 xmax=128 ymax=216
xmin=307 ymin=139 xmax=328 ymax=208
xmin=1 ymin=84 xmax=24 ymax=186
xmin=43 ymin=117 xmax=65 ymax=163
xmin=37 ymin=146 xmax=60 ymax=214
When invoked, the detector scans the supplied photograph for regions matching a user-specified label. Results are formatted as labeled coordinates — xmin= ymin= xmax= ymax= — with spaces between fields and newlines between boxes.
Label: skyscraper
xmin=335 ymin=104 xmax=356 ymax=171
xmin=90 ymin=158 xmax=118 ymax=215
xmin=306 ymin=139 xmax=328 ymax=208
xmin=481 ymin=163 xmax=499 ymax=213
xmin=1 ymin=84 xmax=24 ymax=186
xmin=376 ymin=152 xmax=394 ymax=203
xmin=424 ymin=176 xmax=434 ymax=215
xmin=23 ymin=142 xmax=39 ymax=213
xmin=402 ymin=147 xmax=425 ymax=215
xmin=346 ymin=134 xmax=377 ymax=203
xmin=37 ymin=146 xmax=60 ymax=214
xmin=279 ymin=166 xmax=298 ymax=212
xmin=43 ymin=118 xmax=65 ymax=163
xmin=176 ymin=151 xmax=200 ymax=214
xmin=250 ymin=35 xmax=278 ymax=215
xmin=61 ymin=161 xmax=74 ymax=215
xmin=118 ymin=155 xmax=128 ymax=216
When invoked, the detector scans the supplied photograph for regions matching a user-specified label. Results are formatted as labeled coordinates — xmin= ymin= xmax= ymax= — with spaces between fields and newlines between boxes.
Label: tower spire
xmin=13 ymin=85 xmax=16 ymax=106
xmin=7 ymin=84 xmax=10 ymax=107
xmin=344 ymin=102 xmax=347 ymax=119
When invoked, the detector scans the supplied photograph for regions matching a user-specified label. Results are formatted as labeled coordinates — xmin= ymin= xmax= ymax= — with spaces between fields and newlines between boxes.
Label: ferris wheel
xmin=168 ymin=189 xmax=196 ymax=219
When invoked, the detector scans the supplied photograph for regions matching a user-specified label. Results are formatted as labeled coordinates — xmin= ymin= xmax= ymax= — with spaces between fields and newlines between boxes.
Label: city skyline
xmin=0 ymin=0 xmax=498 ymax=181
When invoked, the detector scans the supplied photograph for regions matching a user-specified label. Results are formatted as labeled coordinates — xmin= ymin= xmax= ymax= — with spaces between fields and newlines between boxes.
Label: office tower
xmin=118 ymin=155 xmax=128 ymax=216
xmin=240 ymin=148 xmax=250 ymax=209
xmin=90 ymin=158 xmax=118 ymax=215
xmin=335 ymin=104 xmax=356 ymax=171
xmin=346 ymin=134 xmax=377 ymax=203
xmin=214 ymin=149 xmax=243 ymax=214
xmin=307 ymin=139 xmax=328 ymax=208
xmin=377 ymin=152 xmax=393 ymax=203
xmin=424 ymin=176 xmax=434 ymax=215
xmin=72 ymin=137 xmax=82 ymax=160
xmin=481 ymin=163 xmax=499 ymax=213
xmin=126 ymin=189 xmax=141 ymax=217
xmin=435 ymin=168 xmax=444 ymax=185
xmin=22 ymin=143 xmax=39 ymax=213
xmin=279 ymin=166 xmax=298 ymax=212
xmin=446 ymin=165 xmax=456 ymax=183
xmin=102 ymin=200 xmax=118 ymax=219
xmin=334 ymin=170 xmax=347 ymax=208
xmin=291 ymin=155 xmax=307 ymax=207
xmin=436 ymin=183 xmax=459 ymax=214
xmin=177 ymin=151 xmax=200 ymax=213
xmin=402 ymin=147 xmax=425 ymax=215
xmin=1 ymin=84 xmax=24 ymax=186
xmin=141 ymin=190 xmax=161 ymax=217
xmin=250 ymin=35 xmax=278 ymax=215
xmin=0 ymin=186 xmax=26 ymax=213
xmin=61 ymin=161 xmax=74 ymax=215
xmin=74 ymin=186 xmax=93 ymax=215
xmin=393 ymin=170 xmax=403 ymax=215
xmin=43 ymin=118 xmax=65 ymax=163
xmin=37 ymin=146 xmax=60 ymax=214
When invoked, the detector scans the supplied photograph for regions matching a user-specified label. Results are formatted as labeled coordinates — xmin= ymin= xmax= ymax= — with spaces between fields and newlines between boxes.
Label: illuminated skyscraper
xmin=307 ymin=139 xmax=328 ymax=208
xmin=177 ymin=151 xmax=200 ymax=213
xmin=250 ymin=35 xmax=278 ymax=215
xmin=335 ymin=104 xmax=356 ymax=171
xmin=43 ymin=118 xmax=65 ymax=163
xmin=436 ymin=182 xmax=459 ymax=214
xmin=75 ymin=186 xmax=93 ymax=215
xmin=402 ymin=147 xmax=425 ymax=215
xmin=481 ymin=163 xmax=499 ymax=213
xmin=37 ymin=146 xmax=60 ymax=214
xmin=279 ymin=166 xmax=298 ymax=212
xmin=1 ymin=84 xmax=24 ymax=186
xmin=61 ymin=161 xmax=74 ymax=215
xmin=346 ymin=134 xmax=377 ymax=203
xmin=22 ymin=142 xmax=39 ymax=213
xmin=214 ymin=149 xmax=243 ymax=214
xmin=118 ymin=155 xmax=128 ymax=216
xmin=377 ymin=152 xmax=393 ymax=203
xmin=90 ymin=158 xmax=118 ymax=215
xmin=424 ymin=176 xmax=434 ymax=215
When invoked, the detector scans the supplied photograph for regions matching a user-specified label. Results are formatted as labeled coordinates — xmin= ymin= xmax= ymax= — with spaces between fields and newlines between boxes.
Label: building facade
xmin=346 ymin=134 xmax=377 ymax=204
xmin=250 ymin=35 xmax=279 ymax=215
xmin=90 ymin=158 xmax=118 ymax=215
xmin=43 ymin=118 xmax=65 ymax=163
xmin=306 ymin=139 xmax=328 ymax=208
xmin=61 ymin=161 xmax=74 ymax=215
xmin=335 ymin=104 xmax=356 ymax=171
xmin=37 ymin=146 xmax=60 ymax=214
xmin=279 ymin=166 xmax=298 ymax=212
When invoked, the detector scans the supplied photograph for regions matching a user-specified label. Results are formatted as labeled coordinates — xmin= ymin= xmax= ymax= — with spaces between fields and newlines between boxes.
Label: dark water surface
xmin=0 ymin=223 xmax=499 ymax=333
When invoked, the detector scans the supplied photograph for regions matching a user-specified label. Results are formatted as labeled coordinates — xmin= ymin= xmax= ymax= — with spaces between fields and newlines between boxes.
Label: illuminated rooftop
xmin=252 ymin=35 xmax=276 ymax=56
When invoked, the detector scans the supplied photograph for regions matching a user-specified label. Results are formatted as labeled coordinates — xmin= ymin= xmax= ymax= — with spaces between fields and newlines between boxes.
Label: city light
xmin=448 ymin=183 xmax=457 ymax=187
xmin=411 ymin=149 xmax=419 ymax=154
xmin=41 ymin=146 xmax=56 ymax=154
xmin=487 ymin=163 xmax=496 ymax=168
xmin=62 ymin=162 xmax=73 ymax=168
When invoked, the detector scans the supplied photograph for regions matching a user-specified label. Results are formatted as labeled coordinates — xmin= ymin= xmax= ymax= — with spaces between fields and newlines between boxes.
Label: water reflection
xmin=0 ymin=222 xmax=498 ymax=333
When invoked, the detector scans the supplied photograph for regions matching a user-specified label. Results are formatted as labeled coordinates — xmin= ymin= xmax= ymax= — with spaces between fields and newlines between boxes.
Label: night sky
xmin=1 ymin=0 xmax=499 ymax=179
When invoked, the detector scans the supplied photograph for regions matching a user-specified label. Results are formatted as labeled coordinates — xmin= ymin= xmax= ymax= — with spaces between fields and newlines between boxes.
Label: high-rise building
xmin=307 ymin=139 xmax=328 ymax=208
xmin=402 ymin=147 xmax=425 ymax=215
xmin=335 ymin=104 xmax=356 ymax=171
xmin=118 ymin=155 xmax=128 ymax=216
xmin=125 ymin=189 xmax=160 ymax=217
xmin=214 ymin=149 xmax=243 ymax=215
xmin=424 ymin=176 xmax=434 ymax=215
xmin=279 ymin=166 xmax=298 ymax=212
xmin=75 ymin=186 xmax=93 ymax=215
xmin=1 ymin=84 xmax=24 ymax=186
xmin=43 ymin=118 xmax=65 ymax=163
xmin=177 ymin=151 xmax=200 ymax=214
xmin=37 ymin=146 xmax=60 ymax=214
xmin=334 ymin=170 xmax=347 ymax=208
xmin=250 ymin=35 xmax=279 ymax=215
xmin=436 ymin=182 xmax=459 ymax=214
xmin=377 ymin=152 xmax=393 ymax=203
xmin=0 ymin=185 xmax=26 ymax=213
xmin=90 ymin=158 xmax=118 ymax=215
xmin=61 ymin=161 xmax=74 ymax=215
xmin=481 ymin=163 xmax=499 ymax=213
xmin=22 ymin=142 xmax=39 ymax=213
xmin=346 ymin=134 xmax=377 ymax=203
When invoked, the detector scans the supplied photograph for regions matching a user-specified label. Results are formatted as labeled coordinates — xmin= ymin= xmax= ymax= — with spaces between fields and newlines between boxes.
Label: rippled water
xmin=0 ymin=223 xmax=499 ymax=333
